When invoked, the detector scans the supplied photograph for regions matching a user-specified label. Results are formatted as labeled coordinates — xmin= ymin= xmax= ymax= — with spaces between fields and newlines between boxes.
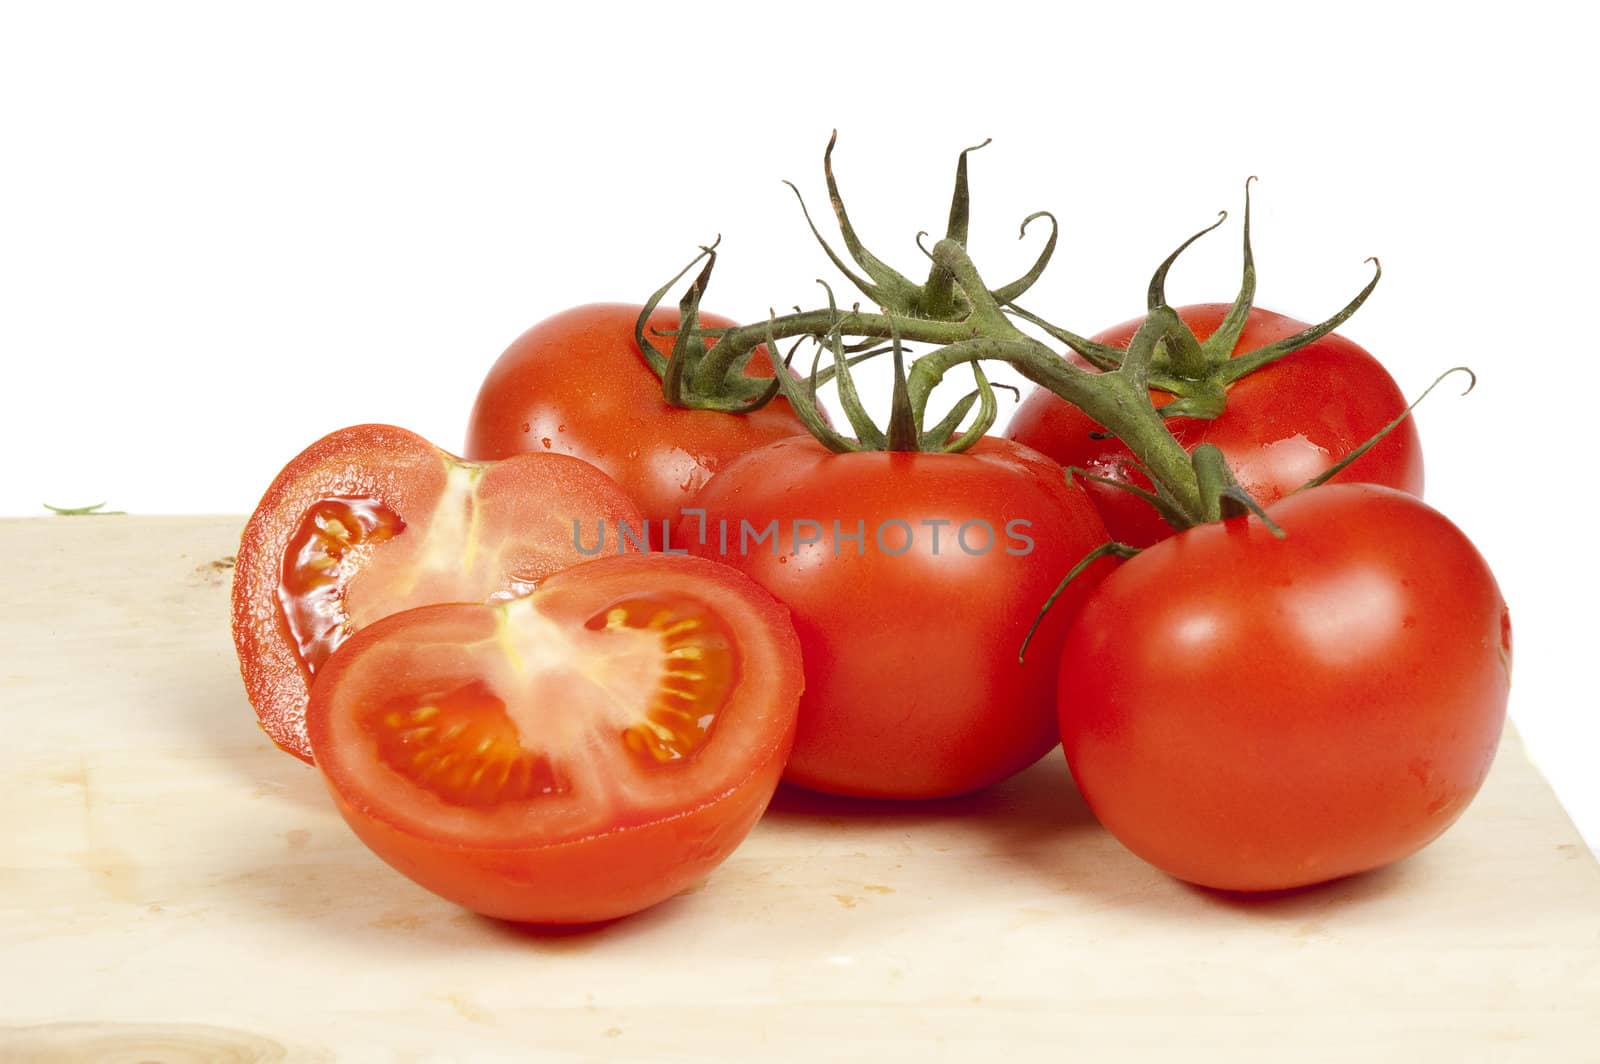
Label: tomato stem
xmin=646 ymin=138 xmax=1391 ymax=531
xmin=1193 ymin=444 xmax=1284 ymax=535
xmin=43 ymin=501 xmax=126 ymax=516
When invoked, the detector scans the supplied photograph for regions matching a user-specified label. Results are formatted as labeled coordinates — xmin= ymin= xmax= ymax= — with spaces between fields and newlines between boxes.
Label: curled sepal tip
xmin=942 ymin=137 xmax=992 ymax=250
xmin=820 ymin=132 xmax=925 ymax=312
xmin=919 ymin=388 xmax=981 ymax=450
xmin=765 ymin=314 xmax=861 ymax=455
xmin=662 ymin=244 xmax=721 ymax=407
xmin=991 ymin=211 xmax=1059 ymax=305
xmin=636 ymin=239 xmax=720 ymax=378
xmin=1148 ymin=211 xmax=1227 ymax=313
xmin=1297 ymin=366 xmax=1474 ymax=493
xmin=826 ymin=293 xmax=890 ymax=451
xmin=942 ymin=362 xmax=999 ymax=454
xmin=1217 ymin=256 xmax=1382 ymax=384
xmin=917 ymin=137 xmax=992 ymax=320
xmin=1205 ymin=177 xmax=1260 ymax=360
xmin=783 ymin=177 xmax=878 ymax=305
xmin=1019 ymin=541 xmax=1141 ymax=663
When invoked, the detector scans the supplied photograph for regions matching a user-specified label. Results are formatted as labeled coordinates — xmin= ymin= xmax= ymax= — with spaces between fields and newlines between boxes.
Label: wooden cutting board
xmin=2 ymin=516 xmax=1596 ymax=1062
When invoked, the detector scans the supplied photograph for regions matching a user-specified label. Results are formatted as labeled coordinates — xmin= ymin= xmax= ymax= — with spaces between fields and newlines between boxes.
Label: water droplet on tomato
xmin=540 ymin=437 xmax=552 ymax=449
xmin=521 ymin=422 xmax=530 ymax=434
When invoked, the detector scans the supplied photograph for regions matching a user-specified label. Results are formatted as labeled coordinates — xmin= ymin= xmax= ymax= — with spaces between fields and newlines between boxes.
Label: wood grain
xmin=2 ymin=516 xmax=1596 ymax=1062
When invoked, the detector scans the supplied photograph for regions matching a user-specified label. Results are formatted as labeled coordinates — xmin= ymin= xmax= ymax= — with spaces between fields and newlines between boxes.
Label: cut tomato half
xmin=231 ymin=424 xmax=643 ymax=762
xmin=305 ymin=553 xmax=803 ymax=924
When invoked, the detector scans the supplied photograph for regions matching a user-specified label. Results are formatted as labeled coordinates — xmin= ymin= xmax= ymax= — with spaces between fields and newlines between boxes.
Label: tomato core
xmin=278 ymin=497 xmax=405 ymax=673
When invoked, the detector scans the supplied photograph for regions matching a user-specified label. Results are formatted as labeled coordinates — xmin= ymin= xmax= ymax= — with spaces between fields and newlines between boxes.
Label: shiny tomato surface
xmin=465 ymin=304 xmax=812 ymax=548
xmin=1058 ymin=484 xmax=1510 ymax=891
xmin=1008 ymin=304 xmax=1423 ymax=546
xmin=679 ymin=435 xmax=1114 ymax=799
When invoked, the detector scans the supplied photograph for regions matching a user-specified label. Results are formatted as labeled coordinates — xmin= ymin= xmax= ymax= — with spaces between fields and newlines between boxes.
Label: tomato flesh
xmin=306 ymin=553 xmax=803 ymax=924
xmin=279 ymin=497 xmax=406 ymax=672
xmin=366 ymin=679 xmax=568 ymax=806
xmin=232 ymin=424 xmax=644 ymax=762
xmin=357 ymin=594 xmax=735 ymax=808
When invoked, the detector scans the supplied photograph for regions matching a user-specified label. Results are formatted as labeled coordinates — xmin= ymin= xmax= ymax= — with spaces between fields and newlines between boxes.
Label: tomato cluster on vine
xmin=230 ymin=135 xmax=1509 ymax=925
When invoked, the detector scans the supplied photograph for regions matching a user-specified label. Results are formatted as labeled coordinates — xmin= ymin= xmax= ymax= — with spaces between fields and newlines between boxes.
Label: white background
xmin=3 ymin=3 xmax=1593 ymax=853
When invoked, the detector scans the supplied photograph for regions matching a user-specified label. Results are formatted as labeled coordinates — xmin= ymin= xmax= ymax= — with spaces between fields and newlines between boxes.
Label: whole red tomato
xmin=1057 ymin=483 xmax=1510 ymax=892
xmin=677 ymin=435 xmax=1114 ymax=799
xmin=465 ymin=303 xmax=813 ymax=549
xmin=1007 ymin=305 xmax=1423 ymax=546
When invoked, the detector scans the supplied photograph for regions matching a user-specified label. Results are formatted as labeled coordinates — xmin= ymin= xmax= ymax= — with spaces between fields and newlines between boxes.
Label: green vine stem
xmin=645 ymin=137 xmax=1390 ymax=531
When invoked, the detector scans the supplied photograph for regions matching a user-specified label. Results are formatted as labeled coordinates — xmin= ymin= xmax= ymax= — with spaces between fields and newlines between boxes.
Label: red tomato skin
xmin=1058 ymin=484 xmax=1510 ymax=892
xmin=306 ymin=554 xmax=804 ymax=925
xmin=464 ymin=303 xmax=813 ymax=549
xmin=1006 ymin=304 xmax=1424 ymax=546
xmin=232 ymin=424 xmax=642 ymax=763
xmin=325 ymin=747 xmax=785 ymax=925
xmin=679 ymin=435 xmax=1114 ymax=799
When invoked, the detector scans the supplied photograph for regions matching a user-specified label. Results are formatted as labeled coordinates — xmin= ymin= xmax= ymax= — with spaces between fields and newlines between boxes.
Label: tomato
xmin=1007 ymin=304 xmax=1423 ymax=546
xmin=464 ymin=303 xmax=814 ymax=550
xmin=305 ymin=553 xmax=803 ymax=924
xmin=1057 ymin=484 xmax=1510 ymax=892
xmin=231 ymin=424 xmax=642 ymax=762
xmin=677 ymin=435 xmax=1114 ymax=799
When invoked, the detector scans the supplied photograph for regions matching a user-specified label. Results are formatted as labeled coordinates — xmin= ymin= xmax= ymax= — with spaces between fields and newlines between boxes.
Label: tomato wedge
xmin=231 ymin=424 xmax=643 ymax=762
xmin=305 ymin=553 xmax=804 ymax=924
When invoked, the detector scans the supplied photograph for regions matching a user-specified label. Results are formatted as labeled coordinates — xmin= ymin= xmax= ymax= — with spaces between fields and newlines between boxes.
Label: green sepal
xmin=1192 ymin=443 xmax=1283 ymax=537
xmin=1298 ymin=367 xmax=1475 ymax=493
xmin=942 ymin=362 xmax=998 ymax=454
xmin=1216 ymin=257 xmax=1382 ymax=385
xmin=1019 ymin=541 xmax=1142 ymax=663
xmin=1005 ymin=302 xmax=1125 ymax=372
xmin=765 ymin=316 xmax=861 ymax=454
xmin=885 ymin=324 xmax=921 ymax=452
xmin=1203 ymin=176 xmax=1258 ymax=360
xmin=1063 ymin=465 xmax=1190 ymax=534
xmin=991 ymin=211 xmax=1059 ymax=305
xmin=1148 ymin=211 xmax=1227 ymax=313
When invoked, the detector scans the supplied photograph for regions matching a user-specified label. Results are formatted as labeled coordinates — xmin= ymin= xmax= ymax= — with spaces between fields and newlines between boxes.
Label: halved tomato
xmin=305 ymin=553 xmax=804 ymax=924
xmin=231 ymin=424 xmax=643 ymax=762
